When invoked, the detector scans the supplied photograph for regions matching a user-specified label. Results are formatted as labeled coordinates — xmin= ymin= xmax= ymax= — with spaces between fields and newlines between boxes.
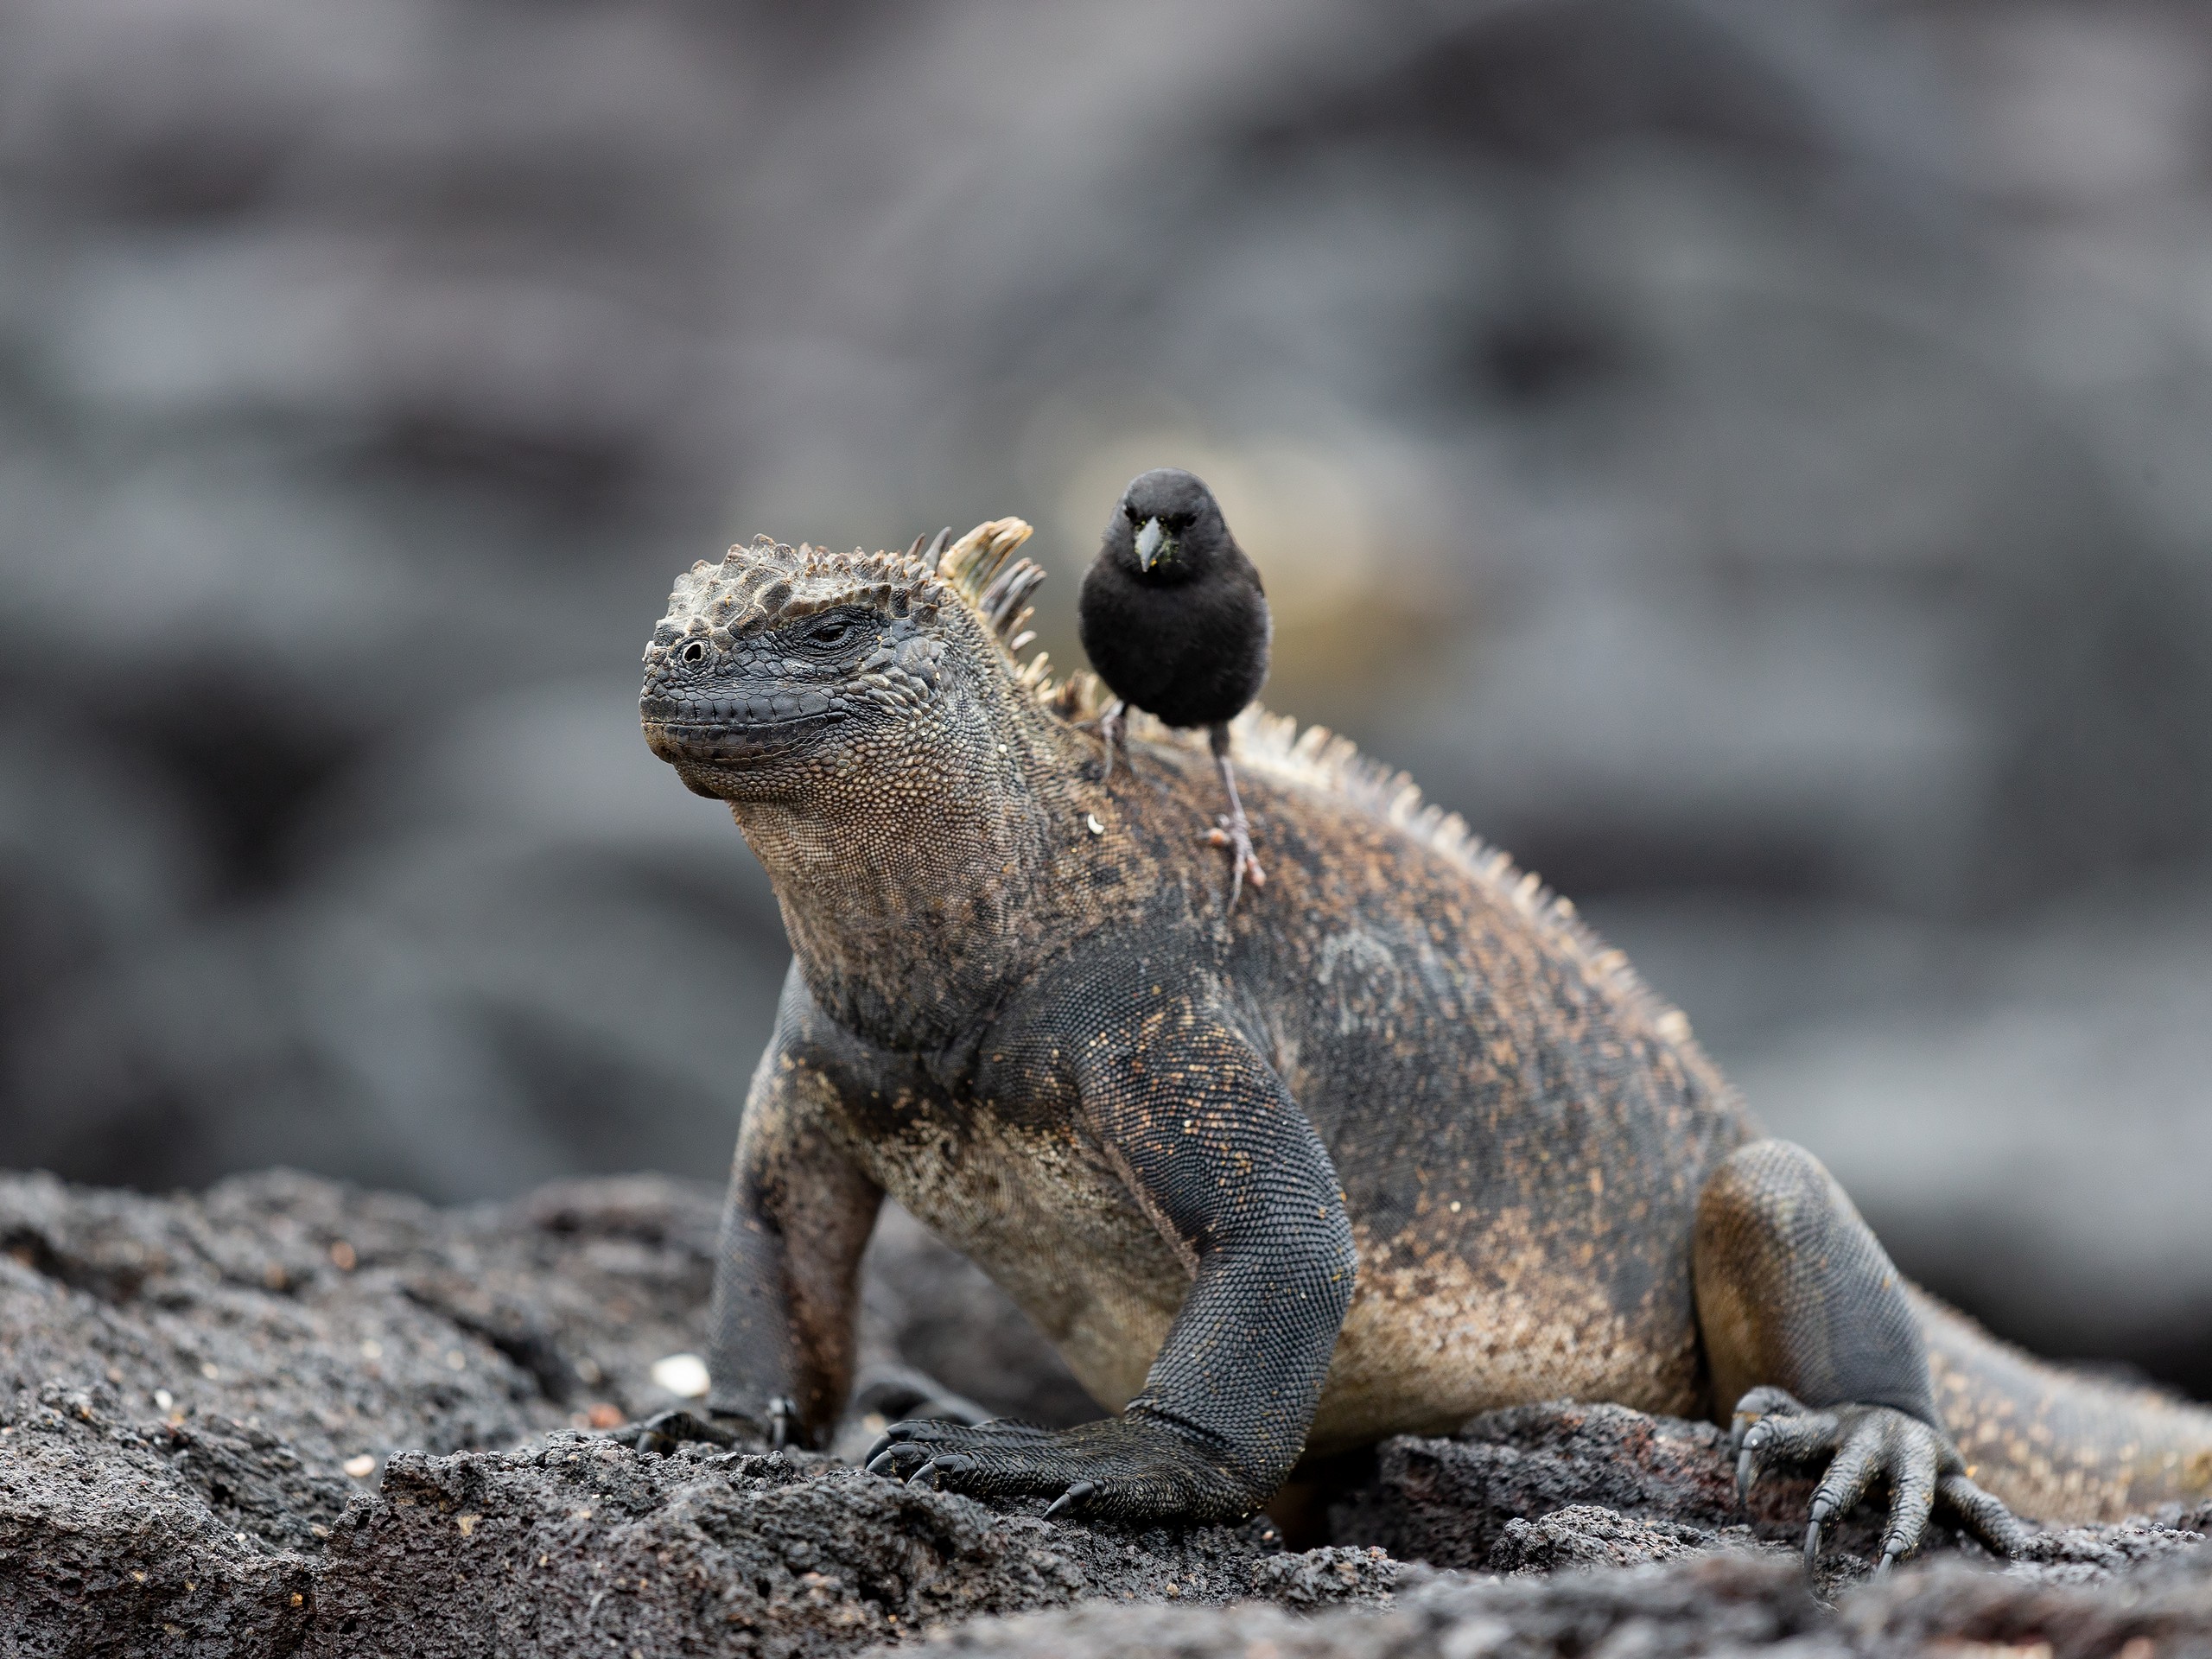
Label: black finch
xmin=1078 ymin=467 xmax=1272 ymax=902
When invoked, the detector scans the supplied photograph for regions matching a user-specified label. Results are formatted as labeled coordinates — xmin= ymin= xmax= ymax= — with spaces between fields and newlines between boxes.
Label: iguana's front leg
xmin=1693 ymin=1140 xmax=2029 ymax=1570
xmin=865 ymin=1007 xmax=1357 ymax=1522
xmin=628 ymin=976 xmax=882 ymax=1454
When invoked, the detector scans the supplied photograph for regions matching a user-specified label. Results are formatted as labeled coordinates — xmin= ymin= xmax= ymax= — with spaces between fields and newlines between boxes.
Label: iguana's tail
xmin=1911 ymin=1287 xmax=2212 ymax=1522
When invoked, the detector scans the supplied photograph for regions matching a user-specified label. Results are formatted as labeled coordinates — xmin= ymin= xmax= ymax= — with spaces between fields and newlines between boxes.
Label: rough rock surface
xmin=302 ymin=1442 xmax=1393 ymax=1657
xmin=1330 ymin=1402 xmax=1868 ymax=1588
xmin=893 ymin=1546 xmax=2212 ymax=1659
xmin=0 ymin=1169 xmax=1382 ymax=1655
xmin=3 ymin=1169 xmax=2209 ymax=1656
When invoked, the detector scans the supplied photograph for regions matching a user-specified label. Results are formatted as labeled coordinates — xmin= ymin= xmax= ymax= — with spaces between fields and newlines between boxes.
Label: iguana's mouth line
xmin=652 ymin=715 xmax=829 ymax=736
xmin=642 ymin=711 xmax=836 ymax=768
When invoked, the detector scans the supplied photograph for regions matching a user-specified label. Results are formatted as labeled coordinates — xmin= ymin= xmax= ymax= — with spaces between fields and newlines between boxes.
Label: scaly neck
xmin=728 ymin=721 xmax=1071 ymax=1052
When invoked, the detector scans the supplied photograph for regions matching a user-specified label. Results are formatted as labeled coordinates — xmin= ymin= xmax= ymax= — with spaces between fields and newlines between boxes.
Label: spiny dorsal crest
xmin=658 ymin=519 xmax=1051 ymax=661
xmin=1227 ymin=706 xmax=1706 ymax=1060
xmin=656 ymin=515 xmax=1712 ymax=1077
xmin=933 ymin=518 xmax=1042 ymax=649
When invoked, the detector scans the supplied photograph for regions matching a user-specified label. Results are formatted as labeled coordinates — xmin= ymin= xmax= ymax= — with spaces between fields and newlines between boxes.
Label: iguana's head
xmin=639 ymin=519 xmax=1056 ymax=804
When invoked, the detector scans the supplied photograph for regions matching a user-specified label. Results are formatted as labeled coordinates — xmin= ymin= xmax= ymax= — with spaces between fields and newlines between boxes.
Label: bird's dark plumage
xmin=1079 ymin=468 xmax=1270 ymax=730
xmin=1078 ymin=467 xmax=1272 ymax=899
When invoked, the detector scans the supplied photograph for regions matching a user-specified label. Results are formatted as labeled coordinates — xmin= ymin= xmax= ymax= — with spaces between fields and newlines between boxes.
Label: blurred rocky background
xmin=0 ymin=0 xmax=2208 ymax=1398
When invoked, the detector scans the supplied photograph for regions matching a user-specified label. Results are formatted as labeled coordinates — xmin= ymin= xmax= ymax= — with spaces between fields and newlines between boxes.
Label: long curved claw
xmin=866 ymin=1419 xmax=980 ymax=1484
xmin=1801 ymin=1427 xmax=1882 ymax=1573
xmin=1733 ymin=1402 xmax=1842 ymax=1515
xmin=868 ymin=1445 xmax=928 ymax=1479
xmin=1044 ymin=1478 xmax=1096 ymax=1520
xmin=1876 ymin=1424 xmax=1939 ymax=1564
xmin=865 ymin=1435 xmax=933 ymax=1480
xmin=1811 ymin=1438 xmax=1881 ymax=1514
xmin=1938 ymin=1472 xmax=2032 ymax=1560
xmin=906 ymin=1452 xmax=976 ymax=1490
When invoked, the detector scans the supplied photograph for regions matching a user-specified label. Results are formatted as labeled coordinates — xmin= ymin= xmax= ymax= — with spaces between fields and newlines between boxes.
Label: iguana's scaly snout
xmin=640 ymin=612 xmax=880 ymax=788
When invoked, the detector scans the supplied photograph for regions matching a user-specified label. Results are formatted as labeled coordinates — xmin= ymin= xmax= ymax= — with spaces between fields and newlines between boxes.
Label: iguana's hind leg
xmin=1693 ymin=1140 xmax=2029 ymax=1570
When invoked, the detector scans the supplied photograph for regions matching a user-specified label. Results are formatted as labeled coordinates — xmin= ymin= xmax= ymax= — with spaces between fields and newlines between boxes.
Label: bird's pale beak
xmin=1135 ymin=517 xmax=1173 ymax=572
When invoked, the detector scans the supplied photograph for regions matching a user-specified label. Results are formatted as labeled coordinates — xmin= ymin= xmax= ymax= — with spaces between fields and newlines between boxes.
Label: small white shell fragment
xmin=651 ymin=1352 xmax=711 ymax=1399
xmin=343 ymin=1453 xmax=377 ymax=1478
xmin=1085 ymin=814 xmax=1105 ymax=836
xmin=152 ymin=1389 xmax=173 ymax=1412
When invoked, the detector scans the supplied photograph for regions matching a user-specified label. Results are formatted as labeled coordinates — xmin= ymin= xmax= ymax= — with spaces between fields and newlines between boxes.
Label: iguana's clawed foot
xmin=616 ymin=1395 xmax=799 ymax=1457
xmin=1729 ymin=1387 xmax=2029 ymax=1573
xmin=1042 ymin=1478 xmax=1097 ymax=1519
xmin=861 ymin=1413 xmax=1256 ymax=1524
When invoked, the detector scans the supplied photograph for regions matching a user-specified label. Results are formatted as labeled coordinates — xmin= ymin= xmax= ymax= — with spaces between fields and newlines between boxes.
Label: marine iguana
xmin=635 ymin=518 xmax=2212 ymax=1564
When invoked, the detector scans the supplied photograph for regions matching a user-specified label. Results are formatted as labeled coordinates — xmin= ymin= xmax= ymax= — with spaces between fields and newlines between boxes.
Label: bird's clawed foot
xmin=1729 ymin=1386 xmax=2029 ymax=1575
xmin=861 ymin=1413 xmax=1255 ymax=1525
xmin=1205 ymin=730 xmax=1265 ymax=907
xmin=1204 ymin=811 xmax=1266 ymax=906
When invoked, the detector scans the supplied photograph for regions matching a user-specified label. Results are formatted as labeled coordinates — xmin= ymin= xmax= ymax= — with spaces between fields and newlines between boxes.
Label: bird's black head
xmin=1104 ymin=467 xmax=1234 ymax=585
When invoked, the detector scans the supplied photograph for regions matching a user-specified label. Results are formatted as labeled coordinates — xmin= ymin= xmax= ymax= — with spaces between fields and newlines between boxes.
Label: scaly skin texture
xmin=636 ymin=521 xmax=2212 ymax=1553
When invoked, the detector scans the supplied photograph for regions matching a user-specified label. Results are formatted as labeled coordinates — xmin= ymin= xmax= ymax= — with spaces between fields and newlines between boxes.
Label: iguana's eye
xmin=807 ymin=618 xmax=853 ymax=645
xmin=678 ymin=639 xmax=709 ymax=665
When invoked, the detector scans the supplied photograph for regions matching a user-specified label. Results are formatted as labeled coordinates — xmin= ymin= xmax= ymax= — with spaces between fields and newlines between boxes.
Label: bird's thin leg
xmin=1204 ymin=722 xmax=1265 ymax=906
xmin=1097 ymin=699 xmax=1126 ymax=783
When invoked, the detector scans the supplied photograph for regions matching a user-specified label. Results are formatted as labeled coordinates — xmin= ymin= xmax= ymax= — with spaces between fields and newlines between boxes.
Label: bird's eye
xmin=679 ymin=639 xmax=709 ymax=665
xmin=1123 ymin=503 xmax=1142 ymax=523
